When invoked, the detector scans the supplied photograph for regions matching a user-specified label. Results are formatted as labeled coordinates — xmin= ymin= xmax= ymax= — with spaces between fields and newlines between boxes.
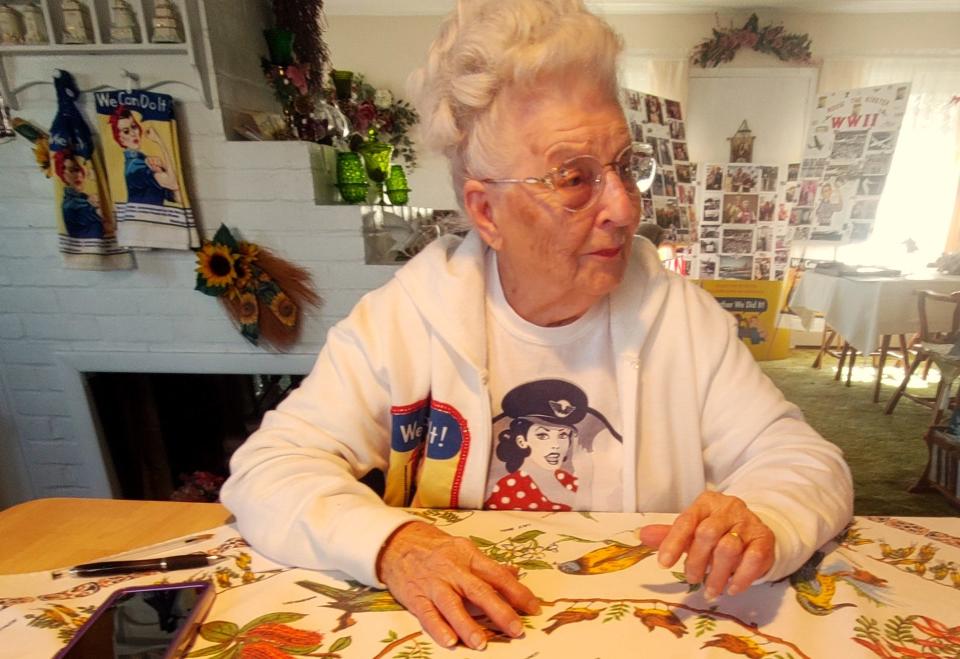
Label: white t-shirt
xmin=482 ymin=251 xmax=623 ymax=512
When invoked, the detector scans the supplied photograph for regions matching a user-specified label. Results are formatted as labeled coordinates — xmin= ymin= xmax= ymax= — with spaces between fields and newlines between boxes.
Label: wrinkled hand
xmin=637 ymin=492 xmax=774 ymax=599
xmin=377 ymin=521 xmax=541 ymax=651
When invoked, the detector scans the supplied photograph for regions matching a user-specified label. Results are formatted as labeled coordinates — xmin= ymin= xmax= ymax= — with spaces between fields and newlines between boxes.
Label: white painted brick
xmin=0 ymin=287 xmax=60 ymax=313
xmin=50 ymin=416 xmax=74 ymax=439
xmin=13 ymin=390 xmax=69 ymax=417
xmin=195 ymin=141 xmax=310 ymax=171
xmin=35 ymin=463 xmax=83 ymax=488
xmin=23 ymin=440 xmax=82 ymax=464
xmin=22 ymin=314 xmax=101 ymax=341
xmin=18 ymin=416 xmax=52 ymax=441
xmin=0 ymin=341 xmax=57 ymax=365
xmin=40 ymin=486 xmax=96 ymax=497
xmin=0 ymin=230 xmax=60 ymax=258
xmin=5 ymin=365 xmax=63 ymax=391
xmin=1 ymin=202 xmax=58 ymax=229
xmin=137 ymin=289 xmax=215 ymax=316
xmin=170 ymin=317 xmax=244 ymax=343
xmin=0 ymin=314 xmax=24 ymax=339
xmin=8 ymin=264 xmax=105 ymax=288
xmin=0 ymin=170 xmax=38 ymax=199
xmin=79 ymin=341 xmax=153 ymax=353
xmin=55 ymin=289 xmax=144 ymax=315
xmin=98 ymin=316 xmax=175 ymax=343
xmin=0 ymin=259 xmax=9 ymax=286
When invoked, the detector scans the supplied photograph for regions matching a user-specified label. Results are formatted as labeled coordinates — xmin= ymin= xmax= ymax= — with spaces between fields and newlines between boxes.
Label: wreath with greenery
xmin=691 ymin=14 xmax=814 ymax=68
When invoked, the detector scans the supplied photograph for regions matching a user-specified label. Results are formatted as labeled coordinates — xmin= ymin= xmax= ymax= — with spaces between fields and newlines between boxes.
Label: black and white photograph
xmin=857 ymin=176 xmax=887 ymax=196
xmin=830 ymin=130 xmax=869 ymax=160
xmin=719 ymin=254 xmax=753 ymax=279
xmin=851 ymin=198 xmax=880 ymax=219
xmin=721 ymin=227 xmax=755 ymax=254
xmin=699 ymin=255 xmax=717 ymax=278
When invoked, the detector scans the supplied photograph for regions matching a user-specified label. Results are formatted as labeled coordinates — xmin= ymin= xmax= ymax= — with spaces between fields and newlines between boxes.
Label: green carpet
xmin=759 ymin=348 xmax=958 ymax=517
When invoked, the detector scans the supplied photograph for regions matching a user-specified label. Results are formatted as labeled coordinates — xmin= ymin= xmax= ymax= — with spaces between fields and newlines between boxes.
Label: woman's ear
xmin=463 ymin=179 xmax=503 ymax=250
xmin=516 ymin=434 xmax=529 ymax=450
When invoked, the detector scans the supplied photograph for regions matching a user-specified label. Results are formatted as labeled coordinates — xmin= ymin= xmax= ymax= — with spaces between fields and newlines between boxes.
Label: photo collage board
xmin=621 ymin=88 xmax=696 ymax=245
xmin=694 ymin=163 xmax=791 ymax=282
xmin=799 ymin=82 xmax=910 ymax=243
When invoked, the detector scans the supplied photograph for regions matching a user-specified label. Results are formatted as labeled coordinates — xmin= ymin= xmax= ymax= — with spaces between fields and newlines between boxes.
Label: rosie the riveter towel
xmin=94 ymin=89 xmax=200 ymax=250
xmin=49 ymin=70 xmax=134 ymax=270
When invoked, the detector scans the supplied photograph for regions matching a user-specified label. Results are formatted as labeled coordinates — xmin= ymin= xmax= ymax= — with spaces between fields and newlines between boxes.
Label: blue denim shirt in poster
xmin=62 ymin=188 xmax=105 ymax=239
xmin=124 ymin=149 xmax=175 ymax=205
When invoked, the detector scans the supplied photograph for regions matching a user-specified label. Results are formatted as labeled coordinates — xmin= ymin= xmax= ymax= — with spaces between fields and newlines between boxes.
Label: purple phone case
xmin=53 ymin=580 xmax=216 ymax=659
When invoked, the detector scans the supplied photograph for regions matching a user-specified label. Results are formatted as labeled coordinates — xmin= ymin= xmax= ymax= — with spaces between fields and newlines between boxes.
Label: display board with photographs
xmin=800 ymin=82 xmax=910 ymax=243
xmin=622 ymin=88 xmax=696 ymax=246
xmin=695 ymin=163 xmax=790 ymax=282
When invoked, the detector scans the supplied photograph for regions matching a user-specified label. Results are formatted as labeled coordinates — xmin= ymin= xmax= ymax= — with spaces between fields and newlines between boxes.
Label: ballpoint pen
xmin=55 ymin=553 xmax=228 ymax=579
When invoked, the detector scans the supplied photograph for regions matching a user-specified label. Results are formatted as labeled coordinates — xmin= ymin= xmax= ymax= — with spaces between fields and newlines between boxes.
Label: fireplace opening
xmin=87 ymin=372 xmax=303 ymax=501
xmin=86 ymin=371 xmax=386 ymax=501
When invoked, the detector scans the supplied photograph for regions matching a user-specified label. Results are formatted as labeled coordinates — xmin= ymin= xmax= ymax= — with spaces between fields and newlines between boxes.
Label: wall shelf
xmin=0 ymin=0 xmax=213 ymax=110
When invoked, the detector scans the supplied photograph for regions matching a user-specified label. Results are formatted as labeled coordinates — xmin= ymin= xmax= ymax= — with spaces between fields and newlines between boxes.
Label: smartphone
xmin=54 ymin=581 xmax=216 ymax=659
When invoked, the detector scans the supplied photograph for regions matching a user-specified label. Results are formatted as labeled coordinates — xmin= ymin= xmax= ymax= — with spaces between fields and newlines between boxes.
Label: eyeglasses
xmin=480 ymin=142 xmax=656 ymax=212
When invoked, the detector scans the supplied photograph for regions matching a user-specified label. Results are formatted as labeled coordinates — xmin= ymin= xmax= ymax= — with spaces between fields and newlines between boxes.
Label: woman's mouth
xmin=545 ymin=452 xmax=561 ymax=465
xmin=589 ymin=246 xmax=622 ymax=258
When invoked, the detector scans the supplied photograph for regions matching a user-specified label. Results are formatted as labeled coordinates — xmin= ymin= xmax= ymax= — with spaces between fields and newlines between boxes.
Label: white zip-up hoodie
xmin=221 ymin=231 xmax=853 ymax=588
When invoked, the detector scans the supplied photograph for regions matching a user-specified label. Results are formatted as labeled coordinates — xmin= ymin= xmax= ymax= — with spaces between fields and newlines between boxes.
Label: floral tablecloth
xmin=1 ymin=511 xmax=959 ymax=658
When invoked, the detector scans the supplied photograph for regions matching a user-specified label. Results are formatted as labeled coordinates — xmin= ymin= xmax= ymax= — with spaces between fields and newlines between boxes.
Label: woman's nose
xmin=597 ymin=169 xmax=639 ymax=227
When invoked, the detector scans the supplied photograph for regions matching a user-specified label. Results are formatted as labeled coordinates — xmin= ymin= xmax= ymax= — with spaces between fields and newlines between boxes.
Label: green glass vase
xmin=331 ymin=69 xmax=354 ymax=103
xmin=336 ymin=152 xmax=369 ymax=204
xmin=386 ymin=165 xmax=410 ymax=205
xmin=358 ymin=129 xmax=393 ymax=204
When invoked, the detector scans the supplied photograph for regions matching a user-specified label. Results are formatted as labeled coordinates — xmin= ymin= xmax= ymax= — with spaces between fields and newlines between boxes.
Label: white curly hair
xmin=407 ymin=0 xmax=624 ymax=210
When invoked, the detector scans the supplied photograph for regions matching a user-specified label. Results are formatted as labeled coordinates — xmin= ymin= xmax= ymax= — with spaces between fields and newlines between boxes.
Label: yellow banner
xmin=697 ymin=279 xmax=791 ymax=361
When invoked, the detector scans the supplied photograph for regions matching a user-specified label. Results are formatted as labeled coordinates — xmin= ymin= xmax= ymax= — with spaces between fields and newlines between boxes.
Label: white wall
xmin=1 ymin=6 xmax=958 ymax=507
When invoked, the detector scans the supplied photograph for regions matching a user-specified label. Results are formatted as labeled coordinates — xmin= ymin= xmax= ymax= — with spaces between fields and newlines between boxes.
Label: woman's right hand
xmin=377 ymin=521 xmax=541 ymax=651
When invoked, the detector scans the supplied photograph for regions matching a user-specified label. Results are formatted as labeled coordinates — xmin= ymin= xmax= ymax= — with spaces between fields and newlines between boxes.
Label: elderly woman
xmin=222 ymin=0 xmax=852 ymax=651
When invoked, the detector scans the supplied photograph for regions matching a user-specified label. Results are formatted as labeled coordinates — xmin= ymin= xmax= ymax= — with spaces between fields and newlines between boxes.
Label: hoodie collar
xmin=393 ymin=232 xmax=670 ymax=371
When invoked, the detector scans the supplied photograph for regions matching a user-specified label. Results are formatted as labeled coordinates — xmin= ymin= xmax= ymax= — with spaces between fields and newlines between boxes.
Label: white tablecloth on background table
xmin=790 ymin=270 xmax=960 ymax=354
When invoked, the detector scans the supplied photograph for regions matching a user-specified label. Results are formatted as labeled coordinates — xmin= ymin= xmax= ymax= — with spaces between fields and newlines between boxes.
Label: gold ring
xmin=727 ymin=531 xmax=742 ymax=541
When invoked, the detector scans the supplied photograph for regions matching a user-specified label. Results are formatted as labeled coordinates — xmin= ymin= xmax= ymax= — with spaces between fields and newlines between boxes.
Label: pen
xmin=63 ymin=553 xmax=228 ymax=578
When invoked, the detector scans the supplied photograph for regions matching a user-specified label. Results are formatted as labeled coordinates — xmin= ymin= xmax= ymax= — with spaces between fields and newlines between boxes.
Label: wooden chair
xmin=884 ymin=290 xmax=960 ymax=415
xmin=814 ymin=324 xmax=911 ymax=399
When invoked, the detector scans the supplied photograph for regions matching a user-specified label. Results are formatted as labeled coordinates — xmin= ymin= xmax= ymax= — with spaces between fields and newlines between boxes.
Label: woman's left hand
xmin=636 ymin=491 xmax=775 ymax=599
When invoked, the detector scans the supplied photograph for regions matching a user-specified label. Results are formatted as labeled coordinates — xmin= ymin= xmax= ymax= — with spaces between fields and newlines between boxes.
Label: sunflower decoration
xmin=195 ymin=224 xmax=321 ymax=350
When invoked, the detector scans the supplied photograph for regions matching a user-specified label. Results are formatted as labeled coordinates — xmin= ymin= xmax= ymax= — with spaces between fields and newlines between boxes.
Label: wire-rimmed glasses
xmin=480 ymin=142 xmax=656 ymax=212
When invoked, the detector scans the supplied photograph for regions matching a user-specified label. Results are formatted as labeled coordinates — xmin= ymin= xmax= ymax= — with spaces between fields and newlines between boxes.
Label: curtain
xmin=818 ymin=57 xmax=960 ymax=268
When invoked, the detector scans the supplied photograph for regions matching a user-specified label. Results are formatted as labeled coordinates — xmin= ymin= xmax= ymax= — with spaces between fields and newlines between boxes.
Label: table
xmin=2 ymin=499 xmax=960 ymax=658
xmin=790 ymin=270 xmax=960 ymax=355
xmin=0 ymin=497 xmax=232 ymax=573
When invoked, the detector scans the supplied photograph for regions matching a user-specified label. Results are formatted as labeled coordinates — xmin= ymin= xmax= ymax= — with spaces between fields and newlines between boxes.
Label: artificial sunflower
xmin=237 ymin=291 xmax=259 ymax=325
xmin=194 ymin=224 xmax=321 ymax=350
xmin=270 ymin=291 xmax=298 ymax=327
xmin=196 ymin=243 xmax=238 ymax=290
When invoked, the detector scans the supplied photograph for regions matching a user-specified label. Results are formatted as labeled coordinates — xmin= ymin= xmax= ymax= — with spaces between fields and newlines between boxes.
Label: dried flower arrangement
xmin=691 ymin=14 xmax=814 ymax=68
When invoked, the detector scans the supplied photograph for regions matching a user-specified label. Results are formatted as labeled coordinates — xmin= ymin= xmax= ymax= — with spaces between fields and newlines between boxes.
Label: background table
xmin=2 ymin=499 xmax=960 ymax=658
xmin=790 ymin=270 xmax=960 ymax=354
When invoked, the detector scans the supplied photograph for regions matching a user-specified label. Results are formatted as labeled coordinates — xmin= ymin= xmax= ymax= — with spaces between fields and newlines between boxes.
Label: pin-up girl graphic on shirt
xmin=108 ymin=105 xmax=180 ymax=206
xmin=485 ymin=380 xmax=619 ymax=512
